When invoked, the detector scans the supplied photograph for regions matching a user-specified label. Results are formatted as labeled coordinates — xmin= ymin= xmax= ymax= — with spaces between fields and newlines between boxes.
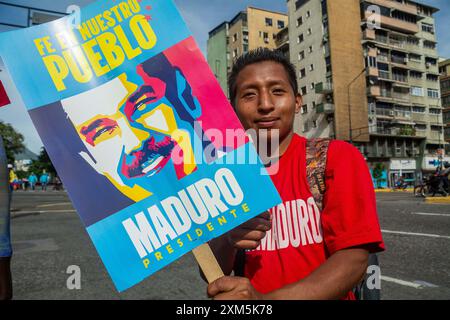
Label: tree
xmin=372 ymin=163 xmax=386 ymax=189
xmin=28 ymin=147 xmax=57 ymax=177
xmin=0 ymin=120 xmax=25 ymax=164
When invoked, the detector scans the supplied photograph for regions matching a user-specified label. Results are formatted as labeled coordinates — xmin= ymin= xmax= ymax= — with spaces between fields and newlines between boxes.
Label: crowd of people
xmin=7 ymin=167 xmax=62 ymax=192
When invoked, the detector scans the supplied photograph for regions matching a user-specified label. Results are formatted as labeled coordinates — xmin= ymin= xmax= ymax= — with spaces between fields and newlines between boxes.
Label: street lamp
xmin=347 ymin=68 xmax=367 ymax=144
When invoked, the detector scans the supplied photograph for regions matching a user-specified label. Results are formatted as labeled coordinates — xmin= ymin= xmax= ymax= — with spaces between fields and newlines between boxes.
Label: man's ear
xmin=294 ymin=93 xmax=302 ymax=114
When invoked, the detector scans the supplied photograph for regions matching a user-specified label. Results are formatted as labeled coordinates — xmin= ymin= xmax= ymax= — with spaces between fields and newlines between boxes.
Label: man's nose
xmin=257 ymin=90 xmax=275 ymax=113
xmin=117 ymin=118 xmax=149 ymax=154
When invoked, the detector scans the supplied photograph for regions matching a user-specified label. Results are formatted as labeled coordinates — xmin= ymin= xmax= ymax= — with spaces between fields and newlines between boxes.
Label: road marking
xmin=37 ymin=202 xmax=71 ymax=208
xmin=411 ymin=212 xmax=450 ymax=217
xmin=382 ymin=229 xmax=450 ymax=240
xmin=12 ymin=209 xmax=77 ymax=214
xmin=381 ymin=276 xmax=424 ymax=289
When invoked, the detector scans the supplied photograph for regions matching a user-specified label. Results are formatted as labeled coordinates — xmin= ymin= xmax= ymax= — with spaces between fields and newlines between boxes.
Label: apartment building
xmin=288 ymin=0 xmax=448 ymax=185
xmin=440 ymin=58 xmax=450 ymax=154
xmin=207 ymin=7 xmax=288 ymax=97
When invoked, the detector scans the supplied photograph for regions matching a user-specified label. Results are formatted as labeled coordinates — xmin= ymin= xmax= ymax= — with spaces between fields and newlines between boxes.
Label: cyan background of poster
xmin=0 ymin=0 xmax=191 ymax=110
xmin=87 ymin=142 xmax=282 ymax=292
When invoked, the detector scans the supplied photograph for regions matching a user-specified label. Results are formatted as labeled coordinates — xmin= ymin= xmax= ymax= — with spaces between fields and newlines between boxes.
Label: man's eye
xmin=243 ymin=92 xmax=256 ymax=98
xmin=94 ymin=126 xmax=117 ymax=140
xmin=273 ymin=89 xmax=285 ymax=94
xmin=136 ymin=102 xmax=147 ymax=112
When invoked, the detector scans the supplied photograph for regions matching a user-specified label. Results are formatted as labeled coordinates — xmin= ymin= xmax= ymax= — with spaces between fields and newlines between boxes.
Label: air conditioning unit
xmin=426 ymin=62 xmax=431 ymax=68
xmin=389 ymin=111 xmax=395 ymax=116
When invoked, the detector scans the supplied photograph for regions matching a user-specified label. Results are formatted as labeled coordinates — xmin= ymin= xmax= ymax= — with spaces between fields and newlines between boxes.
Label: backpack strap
xmin=305 ymin=138 xmax=331 ymax=211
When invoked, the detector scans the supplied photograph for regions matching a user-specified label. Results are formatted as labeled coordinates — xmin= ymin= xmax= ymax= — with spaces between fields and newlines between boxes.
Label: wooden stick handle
xmin=192 ymin=243 xmax=224 ymax=284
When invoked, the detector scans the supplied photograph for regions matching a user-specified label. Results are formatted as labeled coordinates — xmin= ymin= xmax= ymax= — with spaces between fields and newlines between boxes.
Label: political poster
xmin=0 ymin=0 xmax=281 ymax=291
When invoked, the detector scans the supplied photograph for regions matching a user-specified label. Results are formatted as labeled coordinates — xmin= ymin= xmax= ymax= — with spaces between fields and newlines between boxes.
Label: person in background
xmin=39 ymin=171 xmax=50 ymax=191
xmin=1 ymin=137 xmax=13 ymax=300
xmin=28 ymin=172 xmax=37 ymax=191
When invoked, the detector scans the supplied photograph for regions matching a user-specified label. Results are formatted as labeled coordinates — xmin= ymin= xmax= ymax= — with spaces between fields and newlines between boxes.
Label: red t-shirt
xmin=244 ymin=134 xmax=385 ymax=299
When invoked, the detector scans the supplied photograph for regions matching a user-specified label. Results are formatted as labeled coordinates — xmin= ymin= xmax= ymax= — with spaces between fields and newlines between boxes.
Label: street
xmin=8 ymin=190 xmax=450 ymax=300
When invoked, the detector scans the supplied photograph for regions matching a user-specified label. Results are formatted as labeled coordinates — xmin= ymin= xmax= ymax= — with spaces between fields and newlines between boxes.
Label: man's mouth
xmin=255 ymin=117 xmax=280 ymax=128
xmin=122 ymin=136 xmax=175 ymax=178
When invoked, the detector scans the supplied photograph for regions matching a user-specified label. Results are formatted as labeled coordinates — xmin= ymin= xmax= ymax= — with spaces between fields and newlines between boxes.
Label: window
xmin=301 ymin=105 xmax=308 ymax=114
xmin=422 ymin=23 xmax=434 ymax=34
xmin=312 ymin=120 xmax=318 ymax=128
xmin=296 ymin=16 xmax=303 ymax=27
xmin=367 ymin=56 xmax=377 ymax=68
xmin=409 ymin=53 xmax=421 ymax=62
xmin=278 ymin=20 xmax=285 ymax=29
xmin=412 ymin=106 xmax=426 ymax=113
xmin=428 ymin=88 xmax=439 ymax=99
xmin=301 ymin=86 xmax=307 ymax=95
xmin=243 ymin=44 xmax=248 ymax=53
xmin=233 ymin=33 xmax=238 ymax=42
xmin=310 ymin=82 xmax=315 ymax=90
xmin=441 ymin=79 xmax=450 ymax=91
xmin=308 ymin=45 xmax=313 ymax=53
xmin=232 ymin=49 xmax=238 ymax=58
xmin=263 ymin=32 xmax=269 ymax=43
xmin=410 ymin=71 xmax=422 ymax=79
xmin=265 ymin=18 xmax=273 ymax=27
xmin=298 ymin=50 xmax=305 ymax=61
xmin=297 ymin=34 xmax=304 ymax=44
xmin=411 ymin=86 xmax=424 ymax=96
xmin=306 ymin=10 xmax=311 ymax=18
xmin=300 ymin=68 xmax=306 ymax=78
xmin=429 ymin=108 xmax=441 ymax=115
xmin=307 ymin=28 xmax=312 ymax=35
xmin=309 ymin=64 xmax=314 ymax=72
xmin=424 ymin=41 xmax=436 ymax=50
xmin=312 ymin=101 xmax=316 ymax=108
xmin=415 ymin=124 xmax=427 ymax=130
xmin=427 ymin=74 xmax=438 ymax=82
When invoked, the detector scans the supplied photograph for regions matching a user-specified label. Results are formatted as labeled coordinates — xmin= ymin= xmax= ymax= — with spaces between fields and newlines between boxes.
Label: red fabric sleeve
xmin=321 ymin=140 xmax=385 ymax=255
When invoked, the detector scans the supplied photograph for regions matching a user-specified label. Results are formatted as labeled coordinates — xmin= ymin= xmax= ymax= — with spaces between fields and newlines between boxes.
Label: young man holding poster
xmin=206 ymin=48 xmax=384 ymax=300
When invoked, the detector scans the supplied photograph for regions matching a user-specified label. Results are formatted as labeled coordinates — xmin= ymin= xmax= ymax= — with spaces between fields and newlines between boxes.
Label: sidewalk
xmin=375 ymin=188 xmax=413 ymax=193
xmin=424 ymin=197 xmax=450 ymax=204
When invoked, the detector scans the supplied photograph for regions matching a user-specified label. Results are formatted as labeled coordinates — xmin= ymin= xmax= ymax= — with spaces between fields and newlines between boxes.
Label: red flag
xmin=0 ymin=79 xmax=10 ymax=107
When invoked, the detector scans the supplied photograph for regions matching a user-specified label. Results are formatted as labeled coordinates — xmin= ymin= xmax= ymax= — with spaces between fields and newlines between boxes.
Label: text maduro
xmin=122 ymin=168 xmax=246 ymax=260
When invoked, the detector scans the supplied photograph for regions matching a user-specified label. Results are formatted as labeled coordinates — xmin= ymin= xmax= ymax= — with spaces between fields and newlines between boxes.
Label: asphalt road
xmin=7 ymin=190 xmax=450 ymax=300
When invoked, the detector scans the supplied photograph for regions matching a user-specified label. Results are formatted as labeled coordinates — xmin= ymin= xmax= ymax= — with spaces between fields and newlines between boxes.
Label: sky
xmin=0 ymin=0 xmax=449 ymax=154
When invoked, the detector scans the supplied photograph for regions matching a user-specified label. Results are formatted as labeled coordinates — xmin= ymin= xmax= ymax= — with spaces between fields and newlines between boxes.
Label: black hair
xmin=228 ymin=48 xmax=299 ymax=106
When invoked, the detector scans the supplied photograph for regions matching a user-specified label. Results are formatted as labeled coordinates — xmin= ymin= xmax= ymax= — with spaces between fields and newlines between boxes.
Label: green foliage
xmin=372 ymin=163 xmax=386 ymax=188
xmin=28 ymin=147 xmax=57 ymax=177
xmin=0 ymin=121 xmax=25 ymax=164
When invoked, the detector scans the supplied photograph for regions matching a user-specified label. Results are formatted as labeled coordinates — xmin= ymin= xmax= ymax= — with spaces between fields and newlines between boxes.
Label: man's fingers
xmin=234 ymin=239 xmax=261 ymax=250
xmin=258 ymin=211 xmax=271 ymax=221
xmin=232 ymin=229 xmax=266 ymax=241
xmin=240 ymin=218 xmax=271 ymax=231
xmin=207 ymin=276 xmax=240 ymax=298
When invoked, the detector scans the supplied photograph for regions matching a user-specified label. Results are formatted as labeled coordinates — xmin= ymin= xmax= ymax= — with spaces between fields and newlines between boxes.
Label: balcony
xmin=365 ymin=11 xmax=419 ymax=34
xmin=315 ymin=82 xmax=333 ymax=94
xmin=316 ymin=103 xmax=335 ymax=114
xmin=365 ymin=0 xmax=418 ymax=16
xmin=391 ymin=56 xmax=408 ymax=65
xmin=392 ymin=91 xmax=411 ymax=102
xmin=379 ymin=70 xmax=392 ymax=80
xmin=376 ymin=108 xmax=394 ymax=117
xmin=377 ymin=55 xmax=389 ymax=63
xmin=392 ymin=73 xmax=408 ymax=83
xmin=374 ymin=127 xmax=417 ymax=137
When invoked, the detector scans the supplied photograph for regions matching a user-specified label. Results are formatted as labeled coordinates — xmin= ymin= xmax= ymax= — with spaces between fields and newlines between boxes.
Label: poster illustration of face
xmin=62 ymin=52 xmax=203 ymax=203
